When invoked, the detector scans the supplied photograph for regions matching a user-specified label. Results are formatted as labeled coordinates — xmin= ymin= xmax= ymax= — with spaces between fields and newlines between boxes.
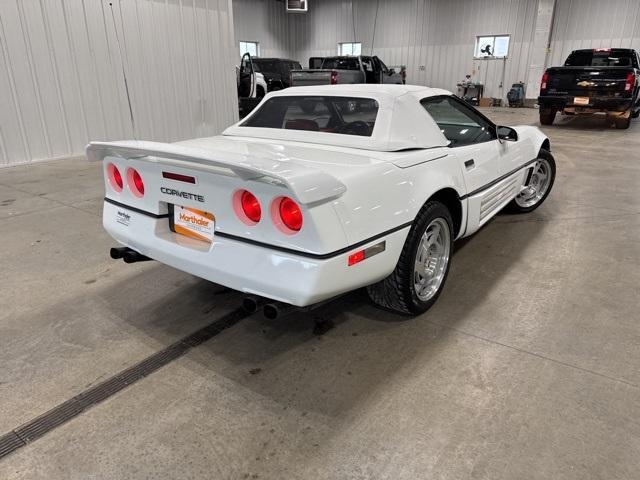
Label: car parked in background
xmin=290 ymin=56 xmax=403 ymax=86
xmin=88 ymin=85 xmax=554 ymax=316
xmin=538 ymin=48 xmax=640 ymax=128
xmin=252 ymin=58 xmax=302 ymax=92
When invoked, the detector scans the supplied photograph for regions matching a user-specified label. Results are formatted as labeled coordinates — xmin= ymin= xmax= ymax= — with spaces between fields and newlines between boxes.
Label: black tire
xmin=506 ymin=149 xmax=556 ymax=214
xmin=367 ymin=201 xmax=453 ymax=315
xmin=539 ymin=109 xmax=556 ymax=125
xmin=615 ymin=115 xmax=631 ymax=129
xmin=631 ymin=109 xmax=639 ymax=119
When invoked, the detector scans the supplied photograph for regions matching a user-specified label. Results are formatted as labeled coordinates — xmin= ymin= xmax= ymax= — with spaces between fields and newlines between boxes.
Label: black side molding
xmin=460 ymin=158 xmax=537 ymax=200
xmin=103 ymin=198 xmax=412 ymax=261
xmin=104 ymin=197 xmax=169 ymax=219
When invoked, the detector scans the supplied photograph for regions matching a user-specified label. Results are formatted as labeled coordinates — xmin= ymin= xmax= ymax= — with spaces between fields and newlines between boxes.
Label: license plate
xmin=574 ymin=96 xmax=590 ymax=105
xmin=171 ymin=205 xmax=215 ymax=243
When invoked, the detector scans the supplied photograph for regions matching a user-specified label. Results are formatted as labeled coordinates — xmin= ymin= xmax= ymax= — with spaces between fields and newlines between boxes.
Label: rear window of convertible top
xmin=241 ymin=96 xmax=379 ymax=137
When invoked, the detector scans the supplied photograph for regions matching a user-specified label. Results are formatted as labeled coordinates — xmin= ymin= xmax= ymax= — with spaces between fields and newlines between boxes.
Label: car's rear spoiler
xmin=86 ymin=140 xmax=346 ymax=205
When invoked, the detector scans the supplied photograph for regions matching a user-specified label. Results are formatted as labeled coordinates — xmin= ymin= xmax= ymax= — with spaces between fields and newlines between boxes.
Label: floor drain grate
xmin=0 ymin=308 xmax=247 ymax=460
xmin=0 ymin=432 xmax=25 ymax=459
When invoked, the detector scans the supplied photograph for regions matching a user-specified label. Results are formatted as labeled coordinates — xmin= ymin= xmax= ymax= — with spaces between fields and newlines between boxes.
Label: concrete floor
xmin=0 ymin=108 xmax=639 ymax=479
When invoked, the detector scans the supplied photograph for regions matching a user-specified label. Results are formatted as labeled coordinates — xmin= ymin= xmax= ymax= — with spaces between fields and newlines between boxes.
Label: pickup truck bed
xmin=291 ymin=55 xmax=402 ymax=86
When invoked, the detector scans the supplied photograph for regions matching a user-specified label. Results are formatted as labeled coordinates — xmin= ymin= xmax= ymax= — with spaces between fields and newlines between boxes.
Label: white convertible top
xmin=223 ymin=84 xmax=452 ymax=152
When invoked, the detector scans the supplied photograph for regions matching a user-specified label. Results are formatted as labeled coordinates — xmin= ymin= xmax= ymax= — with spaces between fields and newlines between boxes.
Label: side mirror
xmin=497 ymin=126 xmax=518 ymax=142
xmin=389 ymin=69 xmax=395 ymax=75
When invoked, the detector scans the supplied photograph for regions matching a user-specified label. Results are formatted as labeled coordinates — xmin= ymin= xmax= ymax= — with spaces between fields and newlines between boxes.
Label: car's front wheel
xmin=507 ymin=149 xmax=556 ymax=213
xmin=367 ymin=201 xmax=453 ymax=315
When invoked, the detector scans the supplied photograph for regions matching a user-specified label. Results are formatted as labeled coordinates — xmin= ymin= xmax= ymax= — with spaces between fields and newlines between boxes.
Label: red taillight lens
xmin=162 ymin=171 xmax=196 ymax=184
xmin=540 ymin=71 xmax=549 ymax=92
xmin=330 ymin=70 xmax=338 ymax=84
xmin=348 ymin=250 xmax=365 ymax=266
xmin=279 ymin=197 xmax=303 ymax=231
xmin=133 ymin=170 xmax=144 ymax=194
xmin=625 ymin=72 xmax=635 ymax=91
xmin=127 ymin=168 xmax=144 ymax=197
xmin=241 ymin=190 xmax=261 ymax=223
xmin=113 ymin=167 xmax=123 ymax=189
xmin=107 ymin=163 xmax=123 ymax=192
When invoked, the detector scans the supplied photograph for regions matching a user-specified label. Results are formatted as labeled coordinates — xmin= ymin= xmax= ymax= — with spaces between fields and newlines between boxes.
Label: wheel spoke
xmin=533 ymin=161 xmax=542 ymax=176
xmin=428 ymin=224 xmax=440 ymax=246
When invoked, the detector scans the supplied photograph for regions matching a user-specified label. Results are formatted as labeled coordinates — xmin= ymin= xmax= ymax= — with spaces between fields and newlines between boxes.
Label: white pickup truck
xmin=88 ymin=85 xmax=554 ymax=316
xmin=291 ymin=56 xmax=403 ymax=86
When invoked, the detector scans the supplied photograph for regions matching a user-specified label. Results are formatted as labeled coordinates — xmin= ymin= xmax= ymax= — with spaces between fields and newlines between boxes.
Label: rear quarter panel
xmin=330 ymin=149 xmax=466 ymax=245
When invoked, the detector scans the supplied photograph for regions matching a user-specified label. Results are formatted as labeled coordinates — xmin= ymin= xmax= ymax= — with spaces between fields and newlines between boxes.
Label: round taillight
xmin=107 ymin=163 xmax=123 ymax=192
xmin=279 ymin=197 xmax=302 ymax=231
xmin=127 ymin=168 xmax=144 ymax=197
xmin=241 ymin=190 xmax=261 ymax=223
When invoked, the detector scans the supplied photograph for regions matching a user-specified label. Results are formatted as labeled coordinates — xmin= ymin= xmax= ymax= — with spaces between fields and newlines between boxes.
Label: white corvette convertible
xmin=87 ymin=85 xmax=555 ymax=315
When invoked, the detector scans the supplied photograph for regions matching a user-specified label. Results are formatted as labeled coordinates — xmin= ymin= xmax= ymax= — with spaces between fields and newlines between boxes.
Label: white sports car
xmin=87 ymin=85 xmax=555 ymax=315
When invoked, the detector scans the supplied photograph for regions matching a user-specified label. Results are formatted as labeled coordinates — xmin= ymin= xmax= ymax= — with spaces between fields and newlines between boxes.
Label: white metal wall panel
xmin=0 ymin=0 xmax=238 ymax=166
xmin=244 ymin=0 xmax=538 ymax=99
xmin=232 ymin=0 xmax=293 ymax=58
xmin=549 ymin=0 xmax=640 ymax=67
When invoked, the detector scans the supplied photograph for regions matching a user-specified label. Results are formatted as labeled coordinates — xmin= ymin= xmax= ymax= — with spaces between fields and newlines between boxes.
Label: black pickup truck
xmin=252 ymin=58 xmax=302 ymax=92
xmin=538 ymin=48 xmax=640 ymax=129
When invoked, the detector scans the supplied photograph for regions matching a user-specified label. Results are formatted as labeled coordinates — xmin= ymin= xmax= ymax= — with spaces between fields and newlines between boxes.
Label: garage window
xmin=474 ymin=35 xmax=510 ymax=58
xmin=241 ymin=96 xmax=379 ymax=136
xmin=239 ymin=41 xmax=259 ymax=57
xmin=339 ymin=42 xmax=361 ymax=56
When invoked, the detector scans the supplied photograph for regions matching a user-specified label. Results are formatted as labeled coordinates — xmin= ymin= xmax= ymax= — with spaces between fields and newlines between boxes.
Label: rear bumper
xmin=538 ymin=95 xmax=634 ymax=112
xmin=103 ymin=201 xmax=407 ymax=306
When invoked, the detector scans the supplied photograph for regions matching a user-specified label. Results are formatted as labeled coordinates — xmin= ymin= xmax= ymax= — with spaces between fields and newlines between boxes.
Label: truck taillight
xmin=330 ymin=70 xmax=338 ymax=85
xmin=540 ymin=71 xmax=549 ymax=92
xmin=625 ymin=72 xmax=635 ymax=91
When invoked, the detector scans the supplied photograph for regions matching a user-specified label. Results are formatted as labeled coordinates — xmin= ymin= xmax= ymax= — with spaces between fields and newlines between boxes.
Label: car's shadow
xmin=98 ymin=209 xmax=546 ymax=422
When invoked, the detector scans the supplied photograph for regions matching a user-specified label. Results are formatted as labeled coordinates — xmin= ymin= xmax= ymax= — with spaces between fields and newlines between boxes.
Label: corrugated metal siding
xmin=549 ymin=0 xmax=640 ymax=66
xmin=283 ymin=0 xmax=537 ymax=98
xmin=233 ymin=0 xmax=294 ymax=58
xmin=0 ymin=0 xmax=238 ymax=166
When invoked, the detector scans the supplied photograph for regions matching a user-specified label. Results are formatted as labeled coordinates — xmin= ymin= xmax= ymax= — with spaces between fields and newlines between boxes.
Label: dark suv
xmin=252 ymin=58 xmax=303 ymax=92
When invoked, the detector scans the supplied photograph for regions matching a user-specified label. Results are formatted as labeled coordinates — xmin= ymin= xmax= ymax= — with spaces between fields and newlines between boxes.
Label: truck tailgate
xmin=290 ymin=69 xmax=333 ymax=86
xmin=546 ymin=66 xmax=633 ymax=97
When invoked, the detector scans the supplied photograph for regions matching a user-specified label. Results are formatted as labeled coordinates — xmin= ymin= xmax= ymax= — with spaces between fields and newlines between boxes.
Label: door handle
xmin=464 ymin=159 xmax=475 ymax=170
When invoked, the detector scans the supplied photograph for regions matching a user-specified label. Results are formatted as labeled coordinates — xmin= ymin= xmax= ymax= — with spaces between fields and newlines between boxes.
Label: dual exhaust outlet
xmin=242 ymin=295 xmax=323 ymax=320
xmin=110 ymin=246 xmax=151 ymax=264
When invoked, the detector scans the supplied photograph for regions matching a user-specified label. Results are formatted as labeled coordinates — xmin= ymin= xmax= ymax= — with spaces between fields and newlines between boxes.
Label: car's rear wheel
xmin=506 ymin=150 xmax=556 ymax=213
xmin=539 ymin=109 xmax=556 ymax=125
xmin=367 ymin=201 xmax=453 ymax=315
